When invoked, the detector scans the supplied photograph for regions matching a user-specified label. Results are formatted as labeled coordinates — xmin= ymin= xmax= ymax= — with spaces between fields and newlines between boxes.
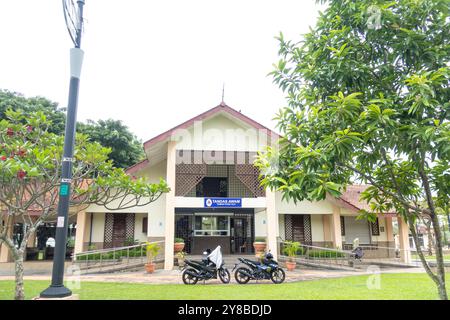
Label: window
xmin=142 ymin=217 xmax=148 ymax=233
xmin=194 ymin=215 xmax=229 ymax=236
xmin=370 ymin=218 xmax=380 ymax=236
xmin=340 ymin=216 xmax=345 ymax=236
xmin=196 ymin=177 xmax=228 ymax=197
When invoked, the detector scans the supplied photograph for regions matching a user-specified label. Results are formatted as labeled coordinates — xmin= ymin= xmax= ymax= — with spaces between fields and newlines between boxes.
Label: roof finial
xmin=221 ymin=83 xmax=225 ymax=104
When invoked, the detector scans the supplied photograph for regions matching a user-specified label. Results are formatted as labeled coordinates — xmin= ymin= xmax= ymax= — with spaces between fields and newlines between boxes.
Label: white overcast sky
xmin=0 ymin=0 xmax=324 ymax=141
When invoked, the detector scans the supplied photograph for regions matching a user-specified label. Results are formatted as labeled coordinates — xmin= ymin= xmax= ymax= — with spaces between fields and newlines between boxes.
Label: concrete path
xmin=0 ymin=261 xmax=426 ymax=285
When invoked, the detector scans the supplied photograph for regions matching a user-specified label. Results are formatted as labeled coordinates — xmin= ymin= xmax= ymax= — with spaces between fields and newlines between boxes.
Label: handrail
xmin=72 ymin=240 xmax=165 ymax=268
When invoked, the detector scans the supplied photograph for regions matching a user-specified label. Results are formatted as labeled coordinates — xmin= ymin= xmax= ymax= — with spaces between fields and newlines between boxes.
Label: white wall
xmin=134 ymin=212 xmax=148 ymax=243
xmin=254 ymin=210 xmax=267 ymax=237
xmin=173 ymin=114 xmax=271 ymax=152
xmin=90 ymin=212 xmax=105 ymax=243
xmin=311 ymin=214 xmax=324 ymax=242
xmin=275 ymin=192 xmax=334 ymax=214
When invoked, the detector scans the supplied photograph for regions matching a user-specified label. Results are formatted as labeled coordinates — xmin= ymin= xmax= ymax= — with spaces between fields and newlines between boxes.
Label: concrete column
xmin=385 ymin=217 xmax=394 ymax=242
xmin=265 ymin=188 xmax=278 ymax=260
xmin=0 ymin=218 xmax=14 ymax=263
xmin=74 ymin=211 xmax=88 ymax=256
xmin=164 ymin=141 xmax=177 ymax=270
xmin=398 ymin=216 xmax=411 ymax=263
xmin=330 ymin=206 xmax=343 ymax=249
xmin=322 ymin=215 xmax=332 ymax=245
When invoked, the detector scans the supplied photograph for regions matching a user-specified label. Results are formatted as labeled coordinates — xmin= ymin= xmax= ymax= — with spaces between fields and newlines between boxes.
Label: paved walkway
xmin=0 ymin=261 xmax=426 ymax=285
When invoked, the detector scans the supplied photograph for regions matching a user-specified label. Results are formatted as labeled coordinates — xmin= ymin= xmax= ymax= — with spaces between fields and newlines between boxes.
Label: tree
xmin=0 ymin=110 xmax=169 ymax=300
xmin=256 ymin=0 xmax=449 ymax=299
xmin=78 ymin=119 xmax=145 ymax=168
xmin=0 ymin=90 xmax=145 ymax=168
xmin=0 ymin=89 xmax=66 ymax=135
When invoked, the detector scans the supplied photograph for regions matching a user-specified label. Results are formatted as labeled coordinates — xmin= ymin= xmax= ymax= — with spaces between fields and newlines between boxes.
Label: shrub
xmin=174 ymin=237 xmax=184 ymax=243
xmin=307 ymin=250 xmax=346 ymax=258
xmin=283 ymin=241 xmax=301 ymax=261
xmin=254 ymin=237 xmax=266 ymax=243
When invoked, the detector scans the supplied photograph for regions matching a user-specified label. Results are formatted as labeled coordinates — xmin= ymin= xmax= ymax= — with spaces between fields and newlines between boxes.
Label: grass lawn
xmin=411 ymin=253 xmax=450 ymax=261
xmin=0 ymin=273 xmax=449 ymax=300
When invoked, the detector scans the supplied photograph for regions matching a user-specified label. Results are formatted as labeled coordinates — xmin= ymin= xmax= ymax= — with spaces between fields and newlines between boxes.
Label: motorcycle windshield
xmin=207 ymin=245 xmax=223 ymax=268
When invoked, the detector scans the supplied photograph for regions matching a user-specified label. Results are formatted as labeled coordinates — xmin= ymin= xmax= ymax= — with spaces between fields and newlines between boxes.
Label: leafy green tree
xmin=0 ymin=110 xmax=169 ymax=300
xmin=0 ymin=90 xmax=145 ymax=168
xmin=0 ymin=89 xmax=66 ymax=135
xmin=78 ymin=119 xmax=145 ymax=168
xmin=256 ymin=0 xmax=449 ymax=299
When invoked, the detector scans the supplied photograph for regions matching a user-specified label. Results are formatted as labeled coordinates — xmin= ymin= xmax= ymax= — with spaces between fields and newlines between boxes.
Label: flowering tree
xmin=0 ymin=110 xmax=169 ymax=300
xmin=256 ymin=0 xmax=449 ymax=299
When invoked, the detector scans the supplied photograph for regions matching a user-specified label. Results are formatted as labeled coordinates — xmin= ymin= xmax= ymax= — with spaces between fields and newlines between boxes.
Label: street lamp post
xmin=40 ymin=0 xmax=86 ymax=298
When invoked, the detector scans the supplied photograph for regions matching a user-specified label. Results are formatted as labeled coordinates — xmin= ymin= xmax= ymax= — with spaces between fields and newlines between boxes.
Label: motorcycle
xmin=181 ymin=246 xmax=231 ymax=285
xmin=232 ymin=252 xmax=285 ymax=284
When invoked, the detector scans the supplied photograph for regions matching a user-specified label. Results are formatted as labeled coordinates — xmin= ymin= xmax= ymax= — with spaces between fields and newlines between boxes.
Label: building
xmin=0 ymin=102 xmax=412 ymax=267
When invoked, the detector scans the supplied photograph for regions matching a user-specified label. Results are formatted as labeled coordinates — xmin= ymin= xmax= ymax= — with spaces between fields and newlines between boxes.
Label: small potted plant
xmin=253 ymin=237 xmax=267 ymax=257
xmin=176 ymin=251 xmax=187 ymax=268
xmin=145 ymin=242 xmax=161 ymax=273
xmin=174 ymin=237 xmax=185 ymax=253
xmin=283 ymin=241 xmax=301 ymax=271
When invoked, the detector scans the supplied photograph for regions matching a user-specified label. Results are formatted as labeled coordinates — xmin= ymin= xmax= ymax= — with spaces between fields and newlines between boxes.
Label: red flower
xmin=26 ymin=125 xmax=33 ymax=132
xmin=0 ymin=156 xmax=6 ymax=161
xmin=17 ymin=149 xmax=26 ymax=157
xmin=6 ymin=128 xmax=13 ymax=136
xmin=17 ymin=169 xmax=27 ymax=179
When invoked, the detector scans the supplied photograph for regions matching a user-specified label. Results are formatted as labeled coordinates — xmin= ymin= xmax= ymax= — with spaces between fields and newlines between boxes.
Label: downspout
xmin=88 ymin=213 xmax=93 ymax=247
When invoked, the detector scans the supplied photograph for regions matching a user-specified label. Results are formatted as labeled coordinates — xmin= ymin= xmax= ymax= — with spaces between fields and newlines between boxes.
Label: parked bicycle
xmin=181 ymin=246 xmax=230 ymax=285
xmin=232 ymin=252 xmax=285 ymax=284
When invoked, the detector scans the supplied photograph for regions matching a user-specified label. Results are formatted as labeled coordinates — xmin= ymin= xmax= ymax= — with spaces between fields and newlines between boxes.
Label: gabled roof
xmin=142 ymin=102 xmax=280 ymax=150
xmin=335 ymin=185 xmax=396 ymax=216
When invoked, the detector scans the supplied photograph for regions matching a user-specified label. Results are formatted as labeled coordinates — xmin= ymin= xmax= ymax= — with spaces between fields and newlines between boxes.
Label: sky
xmin=0 ymin=0 xmax=325 ymax=141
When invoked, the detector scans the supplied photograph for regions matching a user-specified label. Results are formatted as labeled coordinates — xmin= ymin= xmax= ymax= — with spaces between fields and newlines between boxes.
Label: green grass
xmin=0 ymin=273 xmax=449 ymax=300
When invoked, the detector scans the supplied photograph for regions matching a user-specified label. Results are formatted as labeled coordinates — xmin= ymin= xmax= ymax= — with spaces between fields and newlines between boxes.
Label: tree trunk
xmin=430 ymin=213 xmax=448 ymax=300
xmin=418 ymin=160 xmax=448 ymax=300
xmin=406 ymin=215 xmax=438 ymax=283
xmin=14 ymin=251 xmax=25 ymax=300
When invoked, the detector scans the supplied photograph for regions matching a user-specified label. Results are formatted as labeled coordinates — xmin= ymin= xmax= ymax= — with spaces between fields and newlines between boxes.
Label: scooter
xmin=181 ymin=246 xmax=231 ymax=285
xmin=232 ymin=252 xmax=285 ymax=284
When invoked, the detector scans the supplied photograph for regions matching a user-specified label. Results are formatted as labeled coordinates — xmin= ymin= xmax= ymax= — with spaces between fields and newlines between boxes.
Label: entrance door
xmin=230 ymin=214 xmax=254 ymax=254
xmin=112 ymin=214 xmax=127 ymax=247
xmin=285 ymin=214 xmax=312 ymax=244
xmin=292 ymin=215 xmax=305 ymax=243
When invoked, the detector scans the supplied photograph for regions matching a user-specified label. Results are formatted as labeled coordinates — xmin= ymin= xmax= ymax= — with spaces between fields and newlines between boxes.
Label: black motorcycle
xmin=233 ymin=252 xmax=285 ymax=284
xmin=181 ymin=248 xmax=230 ymax=285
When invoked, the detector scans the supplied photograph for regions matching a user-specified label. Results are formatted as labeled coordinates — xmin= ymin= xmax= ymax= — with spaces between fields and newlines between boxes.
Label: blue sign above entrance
xmin=204 ymin=198 xmax=242 ymax=208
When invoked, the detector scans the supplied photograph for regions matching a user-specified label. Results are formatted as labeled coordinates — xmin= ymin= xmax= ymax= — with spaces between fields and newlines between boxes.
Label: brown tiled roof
xmin=338 ymin=185 xmax=396 ymax=215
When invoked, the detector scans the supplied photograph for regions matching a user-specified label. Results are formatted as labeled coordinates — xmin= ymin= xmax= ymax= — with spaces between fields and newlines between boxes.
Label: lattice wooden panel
xmin=103 ymin=213 xmax=114 ymax=248
xmin=303 ymin=214 xmax=312 ymax=244
xmin=125 ymin=213 xmax=135 ymax=241
xmin=175 ymin=163 xmax=207 ymax=196
xmin=235 ymin=164 xmax=265 ymax=197
xmin=371 ymin=218 xmax=380 ymax=236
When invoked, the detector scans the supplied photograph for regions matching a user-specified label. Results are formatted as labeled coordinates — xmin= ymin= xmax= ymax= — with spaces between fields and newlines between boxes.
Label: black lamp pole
xmin=40 ymin=0 xmax=85 ymax=298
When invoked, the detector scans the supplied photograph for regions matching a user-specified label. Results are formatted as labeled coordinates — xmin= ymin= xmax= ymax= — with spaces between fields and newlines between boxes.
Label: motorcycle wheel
xmin=182 ymin=268 xmax=199 ymax=285
xmin=234 ymin=267 xmax=251 ymax=284
xmin=218 ymin=268 xmax=231 ymax=284
xmin=270 ymin=268 xmax=285 ymax=284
